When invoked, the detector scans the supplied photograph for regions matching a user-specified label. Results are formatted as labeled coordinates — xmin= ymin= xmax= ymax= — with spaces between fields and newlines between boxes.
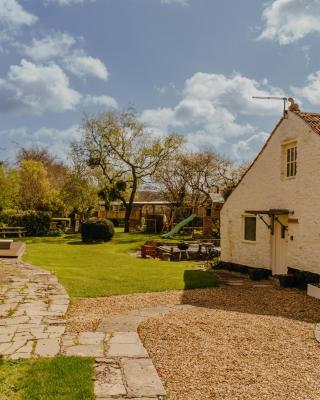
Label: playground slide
xmin=161 ymin=214 xmax=198 ymax=239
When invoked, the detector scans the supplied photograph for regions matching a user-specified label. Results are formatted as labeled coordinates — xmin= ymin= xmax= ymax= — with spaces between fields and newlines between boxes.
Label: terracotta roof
xmin=293 ymin=111 xmax=320 ymax=136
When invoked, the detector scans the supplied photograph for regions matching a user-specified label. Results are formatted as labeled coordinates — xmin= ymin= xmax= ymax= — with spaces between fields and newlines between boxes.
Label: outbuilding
xmin=220 ymin=99 xmax=320 ymax=285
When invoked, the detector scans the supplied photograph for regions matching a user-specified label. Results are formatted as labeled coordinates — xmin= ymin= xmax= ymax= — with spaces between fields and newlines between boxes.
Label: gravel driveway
xmin=138 ymin=286 xmax=320 ymax=400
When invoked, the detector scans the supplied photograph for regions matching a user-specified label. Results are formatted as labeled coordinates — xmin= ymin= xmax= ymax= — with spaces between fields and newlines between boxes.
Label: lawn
xmin=0 ymin=356 xmax=94 ymax=400
xmin=22 ymin=230 xmax=218 ymax=297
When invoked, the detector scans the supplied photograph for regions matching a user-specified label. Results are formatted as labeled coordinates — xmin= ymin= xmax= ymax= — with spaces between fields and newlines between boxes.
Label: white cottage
xmin=220 ymin=99 xmax=320 ymax=285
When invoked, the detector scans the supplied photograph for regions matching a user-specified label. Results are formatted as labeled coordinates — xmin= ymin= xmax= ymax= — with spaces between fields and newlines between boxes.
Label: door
xmin=271 ymin=215 xmax=288 ymax=275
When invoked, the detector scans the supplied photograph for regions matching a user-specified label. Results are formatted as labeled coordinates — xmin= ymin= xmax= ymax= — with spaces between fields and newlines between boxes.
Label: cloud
xmin=259 ymin=0 xmax=320 ymax=45
xmin=0 ymin=0 xmax=37 ymax=46
xmin=82 ymin=95 xmax=118 ymax=109
xmin=291 ymin=71 xmax=320 ymax=104
xmin=64 ymin=51 xmax=109 ymax=80
xmin=21 ymin=33 xmax=109 ymax=80
xmin=161 ymin=0 xmax=189 ymax=5
xmin=0 ymin=59 xmax=81 ymax=114
xmin=0 ymin=125 xmax=81 ymax=162
xmin=141 ymin=72 xmax=284 ymax=148
xmin=21 ymin=32 xmax=76 ymax=61
xmin=232 ymin=132 xmax=269 ymax=161
xmin=0 ymin=0 xmax=37 ymax=27
xmin=44 ymin=0 xmax=96 ymax=5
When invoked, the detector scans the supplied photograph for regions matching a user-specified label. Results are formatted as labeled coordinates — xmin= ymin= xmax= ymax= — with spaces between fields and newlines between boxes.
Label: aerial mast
xmin=252 ymin=96 xmax=288 ymax=116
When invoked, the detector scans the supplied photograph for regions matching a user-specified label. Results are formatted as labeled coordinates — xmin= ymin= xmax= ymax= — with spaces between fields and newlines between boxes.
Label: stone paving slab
xmin=122 ymin=358 xmax=167 ymax=398
xmin=0 ymin=260 xmax=69 ymax=360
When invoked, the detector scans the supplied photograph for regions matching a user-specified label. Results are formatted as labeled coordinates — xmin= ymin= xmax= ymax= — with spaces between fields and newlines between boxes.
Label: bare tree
xmin=72 ymin=111 xmax=183 ymax=232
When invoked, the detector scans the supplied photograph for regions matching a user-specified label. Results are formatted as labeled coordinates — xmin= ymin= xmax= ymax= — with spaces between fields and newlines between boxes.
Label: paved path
xmin=0 ymin=259 xmax=186 ymax=399
xmin=0 ymin=259 xmax=69 ymax=359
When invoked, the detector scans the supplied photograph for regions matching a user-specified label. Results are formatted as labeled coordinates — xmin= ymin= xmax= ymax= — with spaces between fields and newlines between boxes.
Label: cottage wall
xmin=221 ymin=111 xmax=320 ymax=274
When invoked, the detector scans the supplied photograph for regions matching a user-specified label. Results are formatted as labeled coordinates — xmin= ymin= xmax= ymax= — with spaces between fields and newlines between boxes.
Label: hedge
xmin=0 ymin=210 xmax=52 ymax=236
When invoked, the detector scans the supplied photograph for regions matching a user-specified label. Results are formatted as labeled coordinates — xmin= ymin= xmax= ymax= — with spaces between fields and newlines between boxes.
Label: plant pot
xmin=249 ymin=268 xmax=268 ymax=281
xmin=278 ymin=274 xmax=296 ymax=288
xmin=307 ymin=284 xmax=320 ymax=299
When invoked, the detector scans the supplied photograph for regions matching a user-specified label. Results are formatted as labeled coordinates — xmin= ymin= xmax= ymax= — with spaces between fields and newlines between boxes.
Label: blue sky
xmin=1 ymin=0 xmax=320 ymax=162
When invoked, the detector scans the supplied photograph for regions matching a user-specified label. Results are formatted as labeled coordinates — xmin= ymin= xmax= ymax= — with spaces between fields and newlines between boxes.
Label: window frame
xmin=282 ymin=140 xmax=297 ymax=179
xmin=243 ymin=214 xmax=257 ymax=243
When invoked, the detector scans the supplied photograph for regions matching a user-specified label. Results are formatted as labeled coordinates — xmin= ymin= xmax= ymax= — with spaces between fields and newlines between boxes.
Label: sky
xmin=1 ymin=0 xmax=320 ymax=163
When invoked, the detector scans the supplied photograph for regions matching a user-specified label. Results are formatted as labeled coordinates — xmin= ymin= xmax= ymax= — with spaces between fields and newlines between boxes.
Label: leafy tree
xmin=73 ymin=111 xmax=183 ymax=232
xmin=0 ymin=162 xmax=19 ymax=211
xmin=18 ymin=160 xmax=51 ymax=210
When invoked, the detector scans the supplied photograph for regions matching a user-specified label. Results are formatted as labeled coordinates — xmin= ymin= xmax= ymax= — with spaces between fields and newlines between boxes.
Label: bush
xmin=44 ymin=230 xmax=63 ymax=237
xmin=81 ymin=218 xmax=114 ymax=243
xmin=0 ymin=210 xmax=51 ymax=236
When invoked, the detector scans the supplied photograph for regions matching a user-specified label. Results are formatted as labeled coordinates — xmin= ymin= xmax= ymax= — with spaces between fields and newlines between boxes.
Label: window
xmin=244 ymin=216 xmax=256 ymax=241
xmin=286 ymin=145 xmax=297 ymax=177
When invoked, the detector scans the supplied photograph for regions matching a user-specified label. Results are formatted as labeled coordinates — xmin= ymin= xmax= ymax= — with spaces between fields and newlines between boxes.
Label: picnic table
xmin=0 ymin=227 xmax=27 ymax=238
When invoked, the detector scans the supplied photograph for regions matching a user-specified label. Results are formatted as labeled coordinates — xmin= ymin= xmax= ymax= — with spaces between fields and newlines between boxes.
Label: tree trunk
xmin=124 ymin=204 xmax=132 ymax=233
xmin=124 ymin=175 xmax=137 ymax=233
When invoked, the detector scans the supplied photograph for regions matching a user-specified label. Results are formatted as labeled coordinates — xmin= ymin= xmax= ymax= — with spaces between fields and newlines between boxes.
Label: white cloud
xmin=21 ymin=32 xmax=76 ymax=61
xmin=141 ymin=72 xmax=284 ymax=148
xmin=291 ymin=71 xmax=320 ymax=104
xmin=0 ymin=59 xmax=81 ymax=114
xmin=0 ymin=0 xmax=37 ymax=27
xmin=232 ymin=132 xmax=269 ymax=161
xmin=161 ymin=0 xmax=189 ymax=5
xmin=0 ymin=125 xmax=81 ymax=161
xmin=21 ymin=33 xmax=109 ymax=81
xmin=82 ymin=95 xmax=118 ymax=109
xmin=44 ymin=0 xmax=96 ymax=5
xmin=64 ymin=51 xmax=109 ymax=80
xmin=259 ymin=0 xmax=320 ymax=45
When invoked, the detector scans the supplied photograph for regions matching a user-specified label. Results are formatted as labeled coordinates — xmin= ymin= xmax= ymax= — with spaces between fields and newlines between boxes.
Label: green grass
xmin=0 ymin=357 xmax=94 ymax=400
xmin=22 ymin=230 xmax=218 ymax=297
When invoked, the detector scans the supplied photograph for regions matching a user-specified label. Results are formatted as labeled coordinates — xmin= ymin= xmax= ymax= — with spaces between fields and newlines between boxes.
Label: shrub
xmin=0 ymin=210 xmax=51 ymax=236
xmin=81 ymin=218 xmax=114 ymax=243
xmin=44 ymin=230 xmax=63 ymax=237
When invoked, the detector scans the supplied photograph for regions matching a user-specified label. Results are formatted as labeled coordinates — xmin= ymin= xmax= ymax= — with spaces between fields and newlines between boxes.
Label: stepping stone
xmin=107 ymin=342 xmax=148 ymax=358
xmin=35 ymin=338 xmax=60 ymax=357
xmin=122 ymin=358 xmax=166 ymax=398
xmin=109 ymin=332 xmax=141 ymax=345
xmin=98 ymin=314 xmax=146 ymax=332
xmin=64 ymin=344 xmax=104 ymax=358
xmin=94 ymin=363 xmax=126 ymax=397
xmin=78 ymin=332 xmax=105 ymax=345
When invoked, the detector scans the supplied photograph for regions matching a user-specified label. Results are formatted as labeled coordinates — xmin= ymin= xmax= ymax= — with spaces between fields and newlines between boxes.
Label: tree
xmin=18 ymin=160 xmax=51 ymax=210
xmin=153 ymin=152 xmax=189 ymax=206
xmin=73 ymin=111 xmax=183 ymax=232
xmin=220 ymin=162 xmax=249 ymax=200
xmin=17 ymin=146 xmax=69 ymax=193
xmin=0 ymin=162 xmax=19 ymax=211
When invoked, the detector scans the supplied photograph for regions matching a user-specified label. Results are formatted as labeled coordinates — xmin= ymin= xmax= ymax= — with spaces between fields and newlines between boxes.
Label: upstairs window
xmin=286 ymin=144 xmax=297 ymax=177
xmin=244 ymin=216 xmax=256 ymax=242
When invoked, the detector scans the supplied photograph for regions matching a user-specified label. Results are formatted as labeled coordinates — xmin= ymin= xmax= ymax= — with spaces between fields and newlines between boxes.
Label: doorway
xmin=271 ymin=215 xmax=288 ymax=275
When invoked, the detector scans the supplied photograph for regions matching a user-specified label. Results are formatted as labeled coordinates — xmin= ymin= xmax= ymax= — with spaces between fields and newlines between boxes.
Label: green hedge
xmin=0 ymin=210 xmax=52 ymax=236
xmin=81 ymin=218 xmax=114 ymax=243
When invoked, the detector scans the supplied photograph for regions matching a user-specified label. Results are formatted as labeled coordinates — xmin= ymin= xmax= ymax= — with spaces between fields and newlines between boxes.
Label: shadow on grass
xmin=184 ymin=269 xmax=219 ymax=290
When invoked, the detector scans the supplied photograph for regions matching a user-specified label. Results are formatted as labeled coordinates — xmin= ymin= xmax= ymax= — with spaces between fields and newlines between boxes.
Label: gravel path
xmin=138 ymin=286 xmax=320 ymax=400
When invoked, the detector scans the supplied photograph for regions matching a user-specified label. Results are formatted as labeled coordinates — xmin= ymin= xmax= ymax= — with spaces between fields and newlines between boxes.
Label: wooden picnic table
xmin=0 ymin=227 xmax=27 ymax=238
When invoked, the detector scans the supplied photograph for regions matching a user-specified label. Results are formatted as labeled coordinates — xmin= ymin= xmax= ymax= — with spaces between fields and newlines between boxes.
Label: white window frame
xmin=282 ymin=140 xmax=297 ymax=179
xmin=242 ymin=214 xmax=257 ymax=243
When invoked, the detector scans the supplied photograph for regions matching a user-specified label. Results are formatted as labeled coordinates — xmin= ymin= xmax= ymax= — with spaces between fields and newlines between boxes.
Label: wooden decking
xmin=0 ymin=242 xmax=26 ymax=259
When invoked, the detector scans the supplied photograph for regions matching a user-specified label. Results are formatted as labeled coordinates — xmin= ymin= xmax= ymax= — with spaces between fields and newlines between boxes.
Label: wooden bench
xmin=0 ymin=227 xmax=27 ymax=238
